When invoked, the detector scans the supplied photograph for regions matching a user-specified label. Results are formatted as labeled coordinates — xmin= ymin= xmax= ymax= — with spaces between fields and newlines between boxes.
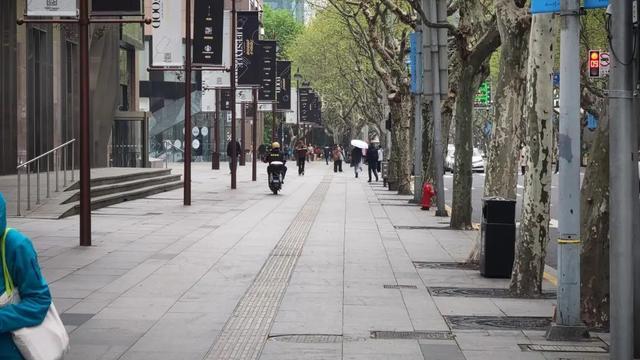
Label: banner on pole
xmin=277 ymin=61 xmax=292 ymax=110
xmin=193 ymin=0 xmax=225 ymax=65
xmin=27 ymin=0 xmax=77 ymax=17
xmin=258 ymin=41 xmax=277 ymax=102
xmin=299 ymin=87 xmax=310 ymax=123
xmin=91 ymin=0 xmax=141 ymax=14
xmin=151 ymin=0 xmax=183 ymax=66
xmin=237 ymin=12 xmax=261 ymax=85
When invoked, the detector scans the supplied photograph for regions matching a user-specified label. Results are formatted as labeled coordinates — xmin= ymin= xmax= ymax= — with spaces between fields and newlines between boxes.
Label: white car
xmin=444 ymin=145 xmax=485 ymax=173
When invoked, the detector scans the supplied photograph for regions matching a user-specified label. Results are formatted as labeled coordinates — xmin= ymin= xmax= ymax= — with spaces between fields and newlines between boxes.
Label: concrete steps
xmin=22 ymin=168 xmax=182 ymax=219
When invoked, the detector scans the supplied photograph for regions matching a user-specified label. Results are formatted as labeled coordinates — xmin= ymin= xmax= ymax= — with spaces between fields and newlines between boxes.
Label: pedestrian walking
xmin=0 ymin=193 xmax=66 ymax=360
xmin=351 ymin=146 xmax=363 ymax=178
xmin=332 ymin=145 xmax=344 ymax=172
xmin=323 ymin=146 xmax=331 ymax=165
xmin=227 ymin=140 xmax=242 ymax=173
xmin=367 ymin=143 xmax=379 ymax=182
xmin=307 ymin=144 xmax=314 ymax=162
xmin=295 ymin=140 xmax=307 ymax=175
xmin=377 ymin=145 xmax=384 ymax=172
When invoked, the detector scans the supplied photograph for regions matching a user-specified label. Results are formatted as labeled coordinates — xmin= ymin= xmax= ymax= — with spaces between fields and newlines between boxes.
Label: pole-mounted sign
xmin=151 ymin=0 xmax=183 ymax=66
xmin=193 ymin=0 xmax=225 ymax=65
xmin=258 ymin=41 xmax=277 ymax=101
xmin=91 ymin=0 xmax=142 ymax=14
xmin=237 ymin=12 xmax=261 ymax=85
xmin=27 ymin=0 xmax=77 ymax=16
xmin=277 ymin=60 xmax=292 ymax=110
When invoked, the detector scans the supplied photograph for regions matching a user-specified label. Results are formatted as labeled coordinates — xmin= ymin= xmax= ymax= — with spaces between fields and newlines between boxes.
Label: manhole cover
xmin=445 ymin=316 xmax=551 ymax=330
xmin=267 ymin=334 xmax=342 ymax=343
xmin=522 ymin=344 xmax=608 ymax=353
xmin=384 ymin=284 xmax=418 ymax=289
xmin=429 ymin=287 xmax=556 ymax=299
xmin=395 ymin=226 xmax=451 ymax=231
xmin=371 ymin=330 xmax=454 ymax=340
xmin=413 ymin=261 xmax=479 ymax=270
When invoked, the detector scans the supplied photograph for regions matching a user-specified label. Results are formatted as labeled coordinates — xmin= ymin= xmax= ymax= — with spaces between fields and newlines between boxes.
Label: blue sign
xmin=532 ymin=0 xmax=608 ymax=13
xmin=586 ymin=113 xmax=598 ymax=130
xmin=531 ymin=0 xmax=559 ymax=13
xmin=584 ymin=0 xmax=608 ymax=9
xmin=409 ymin=32 xmax=422 ymax=94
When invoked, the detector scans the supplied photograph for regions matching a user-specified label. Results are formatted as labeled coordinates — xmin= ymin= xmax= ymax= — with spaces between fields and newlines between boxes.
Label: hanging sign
xmin=151 ymin=0 xmax=183 ymax=66
xmin=258 ymin=41 xmax=277 ymax=102
xmin=237 ymin=12 xmax=261 ymax=85
xmin=299 ymin=87 xmax=310 ymax=123
xmin=193 ymin=0 xmax=225 ymax=65
xmin=277 ymin=61 xmax=292 ymax=110
xmin=28 ymin=0 xmax=77 ymax=17
xmin=91 ymin=0 xmax=141 ymax=14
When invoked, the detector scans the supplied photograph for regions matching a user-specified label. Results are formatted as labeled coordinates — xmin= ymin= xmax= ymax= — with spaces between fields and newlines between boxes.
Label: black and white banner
xmin=236 ymin=12 xmax=260 ymax=86
xmin=150 ymin=0 xmax=183 ymax=66
xmin=276 ymin=61 xmax=291 ymax=111
xmin=91 ymin=0 xmax=141 ymax=14
xmin=299 ymin=87 xmax=310 ymax=123
xmin=28 ymin=0 xmax=77 ymax=16
xmin=258 ymin=41 xmax=277 ymax=102
xmin=193 ymin=0 xmax=225 ymax=65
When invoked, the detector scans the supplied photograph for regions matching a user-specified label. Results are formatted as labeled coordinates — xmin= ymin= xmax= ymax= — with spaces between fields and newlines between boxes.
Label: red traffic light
xmin=588 ymin=50 xmax=600 ymax=77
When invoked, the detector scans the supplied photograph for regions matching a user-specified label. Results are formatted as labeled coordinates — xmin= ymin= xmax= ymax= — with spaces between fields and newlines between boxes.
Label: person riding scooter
xmin=267 ymin=142 xmax=287 ymax=182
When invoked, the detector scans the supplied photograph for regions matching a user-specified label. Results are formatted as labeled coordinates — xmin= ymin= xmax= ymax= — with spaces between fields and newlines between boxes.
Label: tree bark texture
xmin=422 ymin=100 xmax=435 ymax=184
xmin=484 ymin=1 xmax=531 ymax=200
xmin=450 ymin=67 xmax=477 ymax=229
xmin=389 ymin=91 xmax=414 ymax=194
xmin=510 ymin=13 xmax=555 ymax=296
xmin=580 ymin=101 xmax=609 ymax=329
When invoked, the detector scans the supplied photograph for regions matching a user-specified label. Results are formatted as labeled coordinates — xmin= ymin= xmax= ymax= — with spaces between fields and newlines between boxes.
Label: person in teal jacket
xmin=0 ymin=193 xmax=52 ymax=359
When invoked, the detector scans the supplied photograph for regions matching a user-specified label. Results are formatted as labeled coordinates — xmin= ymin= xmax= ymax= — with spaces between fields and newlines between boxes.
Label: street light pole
xmin=609 ymin=0 xmax=636 ymax=357
xmin=230 ymin=0 xmax=237 ymax=189
xmin=79 ymin=0 xmax=91 ymax=246
xmin=184 ymin=0 xmax=192 ymax=205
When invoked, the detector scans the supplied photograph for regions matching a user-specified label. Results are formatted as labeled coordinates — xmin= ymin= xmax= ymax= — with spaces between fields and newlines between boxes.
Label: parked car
xmin=444 ymin=145 xmax=485 ymax=173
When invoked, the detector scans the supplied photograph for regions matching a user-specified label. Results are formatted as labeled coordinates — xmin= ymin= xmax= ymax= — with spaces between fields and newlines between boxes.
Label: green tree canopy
xmin=262 ymin=4 xmax=304 ymax=59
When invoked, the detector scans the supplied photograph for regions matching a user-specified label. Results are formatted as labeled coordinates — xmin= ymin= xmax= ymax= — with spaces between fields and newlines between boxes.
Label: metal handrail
xmin=163 ymin=140 xmax=185 ymax=169
xmin=16 ymin=139 xmax=76 ymax=216
xmin=17 ymin=139 xmax=76 ymax=169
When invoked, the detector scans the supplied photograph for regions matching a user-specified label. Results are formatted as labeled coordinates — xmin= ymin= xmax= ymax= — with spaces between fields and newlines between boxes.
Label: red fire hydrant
xmin=421 ymin=182 xmax=435 ymax=210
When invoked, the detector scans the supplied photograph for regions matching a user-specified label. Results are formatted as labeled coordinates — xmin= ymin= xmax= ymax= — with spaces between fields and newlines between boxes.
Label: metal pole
xmin=79 ymin=0 xmax=91 ymax=246
xmin=428 ymin=0 xmax=446 ymax=217
xmin=413 ymin=29 xmax=423 ymax=204
xmin=17 ymin=167 xmax=21 ymax=216
xmin=252 ymin=88 xmax=258 ymax=181
xmin=184 ymin=0 xmax=192 ymax=205
xmin=71 ymin=142 xmax=75 ymax=182
xmin=609 ymin=0 xmax=635 ymax=356
xmin=272 ymin=102 xmax=277 ymax=141
xmin=296 ymin=81 xmax=300 ymax=138
xmin=546 ymin=0 xmax=588 ymax=341
xmin=213 ymin=89 xmax=220 ymax=170
xmin=230 ymin=0 xmax=237 ymax=189
xmin=240 ymin=102 xmax=246 ymax=166
xmin=46 ymin=155 xmax=50 ymax=198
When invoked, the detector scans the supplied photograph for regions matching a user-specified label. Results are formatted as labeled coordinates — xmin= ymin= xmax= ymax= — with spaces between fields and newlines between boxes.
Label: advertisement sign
xmin=277 ymin=61 xmax=291 ymax=110
xmin=91 ymin=0 xmax=141 ymax=14
xmin=258 ymin=41 xmax=277 ymax=102
xmin=299 ymin=87 xmax=310 ymax=123
xmin=237 ymin=12 xmax=261 ymax=85
xmin=151 ymin=0 xmax=183 ymax=66
xmin=28 ymin=0 xmax=77 ymax=17
xmin=193 ymin=0 xmax=225 ymax=65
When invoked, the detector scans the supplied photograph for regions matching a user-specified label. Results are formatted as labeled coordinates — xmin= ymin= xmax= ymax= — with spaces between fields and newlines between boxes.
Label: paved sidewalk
xmin=6 ymin=161 xmax=609 ymax=359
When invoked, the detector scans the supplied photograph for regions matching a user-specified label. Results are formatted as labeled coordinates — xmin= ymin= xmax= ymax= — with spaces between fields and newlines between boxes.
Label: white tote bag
xmin=2 ymin=229 xmax=69 ymax=360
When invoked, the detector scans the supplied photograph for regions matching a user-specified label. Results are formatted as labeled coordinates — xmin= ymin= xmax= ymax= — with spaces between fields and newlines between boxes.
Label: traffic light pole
xmin=546 ymin=0 xmax=588 ymax=341
xmin=609 ymin=0 xmax=636 ymax=357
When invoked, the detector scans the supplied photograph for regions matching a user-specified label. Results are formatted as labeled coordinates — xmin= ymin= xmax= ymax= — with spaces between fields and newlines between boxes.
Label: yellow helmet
xmin=272 ymin=142 xmax=280 ymax=149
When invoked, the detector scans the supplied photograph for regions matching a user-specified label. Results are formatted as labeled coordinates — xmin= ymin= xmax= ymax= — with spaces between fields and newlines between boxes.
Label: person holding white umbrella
xmin=350 ymin=140 xmax=367 ymax=178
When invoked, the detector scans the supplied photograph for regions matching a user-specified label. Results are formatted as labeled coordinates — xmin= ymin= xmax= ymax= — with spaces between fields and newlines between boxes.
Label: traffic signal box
xmin=589 ymin=50 xmax=600 ymax=78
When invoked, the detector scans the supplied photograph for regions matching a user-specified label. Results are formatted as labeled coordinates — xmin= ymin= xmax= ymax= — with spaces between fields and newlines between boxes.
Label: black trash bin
xmin=480 ymin=197 xmax=516 ymax=278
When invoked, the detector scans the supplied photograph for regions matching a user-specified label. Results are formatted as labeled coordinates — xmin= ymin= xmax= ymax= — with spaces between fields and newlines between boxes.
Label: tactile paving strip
xmin=205 ymin=179 xmax=331 ymax=360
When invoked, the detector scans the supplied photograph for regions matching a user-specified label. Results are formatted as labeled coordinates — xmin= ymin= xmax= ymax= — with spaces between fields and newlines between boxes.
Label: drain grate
xmin=445 ymin=315 xmax=551 ymax=330
xmin=413 ymin=261 xmax=479 ymax=271
xmin=429 ymin=287 xmax=556 ymax=299
xmin=384 ymin=284 xmax=418 ymax=290
xmin=267 ymin=334 xmax=342 ymax=343
xmin=521 ymin=344 xmax=608 ymax=353
xmin=371 ymin=330 xmax=454 ymax=340
xmin=395 ymin=225 xmax=452 ymax=231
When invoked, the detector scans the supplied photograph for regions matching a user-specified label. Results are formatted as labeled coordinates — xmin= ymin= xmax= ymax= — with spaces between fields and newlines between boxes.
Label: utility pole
xmin=413 ymin=29 xmax=424 ymax=204
xmin=609 ymin=0 xmax=636 ymax=357
xmin=78 ymin=0 xmax=91 ymax=245
xmin=546 ymin=0 xmax=588 ymax=341
xmin=427 ymin=0 xmax=447 ymax=217
xmin=184 ymin=0 xmax=192 ymax=205
xmin=230 ymin=0 xmax=237 ymax=189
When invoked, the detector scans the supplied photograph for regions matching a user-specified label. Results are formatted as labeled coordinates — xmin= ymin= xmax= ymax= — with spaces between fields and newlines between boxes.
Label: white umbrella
xmin=351 ymin=139 xmax=368 ymax=149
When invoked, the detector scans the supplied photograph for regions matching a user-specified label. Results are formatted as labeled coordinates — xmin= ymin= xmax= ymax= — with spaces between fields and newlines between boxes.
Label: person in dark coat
xmin=366 ymin=143 xmax=379 ymax=182
xmin=323 ymin=146 xmax=331 ymax=165
xmin=227 ymin=140 xmax=242 ymax=172
xmin=295 ymin=140 xmax=307 ymax=175
xmin=351 ymin=146 xmax=362 ymax=178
